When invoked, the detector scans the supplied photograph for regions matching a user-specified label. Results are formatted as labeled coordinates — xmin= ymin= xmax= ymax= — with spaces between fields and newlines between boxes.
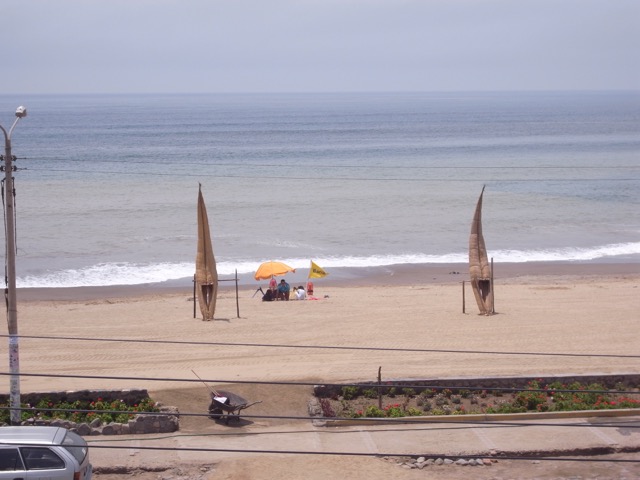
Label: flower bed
xmin=315 ymin=379 xmax=640 ymax=419
xmin=0 ymin=389 xmax=179 ymax=435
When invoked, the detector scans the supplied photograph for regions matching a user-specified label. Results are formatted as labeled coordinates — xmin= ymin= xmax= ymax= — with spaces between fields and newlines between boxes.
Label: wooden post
xmin=193 ymin=274 xmax=197 ymax=319
xmin=491 ymin=257 xmax=495 ymax=314
xmin=462 ymin=280 xmax=465 ymax=314
xmin=377 ymin=366 xmax=382 ymax=409
xmin=235 ymin=269 xmax=240 ymax=318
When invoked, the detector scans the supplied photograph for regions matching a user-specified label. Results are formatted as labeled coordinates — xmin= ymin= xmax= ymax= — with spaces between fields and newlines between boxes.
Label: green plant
xmin=459 ymin=389 xmax=472 ymax=399
xmin=423 ymin=389 xmax=437 ymax=398
xmin=513 ymin=380 xmax=547 ymax=411
xmin=485 ymin=401 xmax=526 ymax=414
xmin=384 ymin=403 xmax=404 ymax=417
xmin=404 ymin=407 xmax=423 ymax=416
xmin=434 ymin=394 xmax=448 ymax=406
xmin=362 ymin=388 xmax=378 ymax=399
xmin=341 ymin=386 xmax=358 ymax=400
xmin=363 ymin=405 xmax=385 ymax=417
xmin=402 ymin=388 xmax=416 ymax=398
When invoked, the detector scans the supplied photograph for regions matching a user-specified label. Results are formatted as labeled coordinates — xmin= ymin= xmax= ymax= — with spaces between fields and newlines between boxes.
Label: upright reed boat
xmin=196 ymin=184 xmax=217 ymax=320
xmin=469 ymin=186 xmax=494 ymax=315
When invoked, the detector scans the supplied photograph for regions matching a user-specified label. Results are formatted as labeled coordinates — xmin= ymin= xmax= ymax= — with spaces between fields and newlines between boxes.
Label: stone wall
xmin=24 ymin=407 xmax=181 ymax=436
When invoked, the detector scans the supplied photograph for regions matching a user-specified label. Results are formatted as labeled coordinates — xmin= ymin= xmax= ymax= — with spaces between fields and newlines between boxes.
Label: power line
xmin=63 ymin=443 xmax=640 ymax=464
xmin=4 ymin=404 xmax=639 ymax=430
xmin=3 ymin=372 xmax=639 ymax=397
xmin=5 ymin=334 xmax=639 ymax=360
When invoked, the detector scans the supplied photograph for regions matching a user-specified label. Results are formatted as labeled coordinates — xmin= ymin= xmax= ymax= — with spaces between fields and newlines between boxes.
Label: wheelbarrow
xmin=208 ymin=390 xmax=262 ymax=425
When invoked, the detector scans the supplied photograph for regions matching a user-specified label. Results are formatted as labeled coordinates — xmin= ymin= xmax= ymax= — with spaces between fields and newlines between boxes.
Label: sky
xmin=1 ymin=0 xmax=638 ymax=94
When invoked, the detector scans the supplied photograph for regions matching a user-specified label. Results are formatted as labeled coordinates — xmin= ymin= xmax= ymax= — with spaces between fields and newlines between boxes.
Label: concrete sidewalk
xmin=88 ymin=413 xmax=640 ymax=472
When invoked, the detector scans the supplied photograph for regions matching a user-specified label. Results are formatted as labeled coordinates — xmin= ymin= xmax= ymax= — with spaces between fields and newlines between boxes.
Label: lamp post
xmin=1 ymin=106 xmax=27 ymax=425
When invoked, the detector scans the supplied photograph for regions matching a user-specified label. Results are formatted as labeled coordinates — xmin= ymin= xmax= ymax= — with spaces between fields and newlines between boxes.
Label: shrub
xmin=485 ymin=401 xmax=526 ymax=414
xmin=362 ymin=388 xmax=378 ymax=399
xmin=363 ymin=405 xmax=385 ymax=418
xmin=434 ymin=394 xmax=448 ymax=406
xmin=384 ymin=404 xmax=405 ymax=418
xmin=459 ymin=389 xmax=472 ymax=399
xmin=402 ymin=388 xmax=416 ymax=398
xmin=341 ymin=386 xmax=358 ymax=400
xmin=405 ymin=407 xmax=423 ymax=416
xmin=514 ymin=389 xmax=547 ymax=411
xmin=423 ymin=389 xmax=437 ymax=398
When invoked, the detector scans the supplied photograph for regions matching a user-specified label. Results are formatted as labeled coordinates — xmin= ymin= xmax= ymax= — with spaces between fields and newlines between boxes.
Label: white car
xmin=0 ymin=426 xmax=92 ymax=479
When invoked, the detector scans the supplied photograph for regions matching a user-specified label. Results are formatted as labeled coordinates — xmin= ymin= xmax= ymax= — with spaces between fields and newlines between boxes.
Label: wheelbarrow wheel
xmin=209 ymin=407 xmax=223 ymax=420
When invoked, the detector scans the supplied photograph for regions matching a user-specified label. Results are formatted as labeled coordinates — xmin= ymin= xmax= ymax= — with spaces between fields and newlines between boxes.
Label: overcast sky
xmin=1 ymin=0 xmax=638 ymax=94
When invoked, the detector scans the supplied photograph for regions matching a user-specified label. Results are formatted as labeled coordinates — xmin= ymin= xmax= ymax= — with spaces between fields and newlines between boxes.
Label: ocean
xmin=0 ymin=91 xmax=638 ymax=288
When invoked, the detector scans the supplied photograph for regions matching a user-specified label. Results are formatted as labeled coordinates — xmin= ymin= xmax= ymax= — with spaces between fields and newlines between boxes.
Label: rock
xmin=102 ymin=424 xmax=116 ymax=435
xmin=444 ymin=458 xmax=454 ymax=464
xmin=455 ymin=459 xmax=468 ymax=465
xmin=416 ymin=456 xmax=425 ymax=463
xmin=75 ymin=423 xmax=91 ymax=436
xmin=89 ymin=418 xmax=102 ymax=428
xmin=435 ymin=458 xmax=444 ymax=465
xmin=483 ymin=458 xmax=492 ymax=465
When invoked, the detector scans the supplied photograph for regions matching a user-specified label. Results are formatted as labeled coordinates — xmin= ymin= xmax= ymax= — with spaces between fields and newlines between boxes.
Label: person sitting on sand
xmin=277 ymin=279 xmax=291 ymax=301
xmin=269 ymin=277 xmax=277 ymax=296
xmin=261 ymin=288 xmax=274 ymax=302
xmin=295 ymin=285 xmax=306 ymax=300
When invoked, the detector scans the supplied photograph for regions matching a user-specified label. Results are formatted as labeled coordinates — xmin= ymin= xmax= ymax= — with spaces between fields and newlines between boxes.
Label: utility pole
xmin=1 ymin=106 xmax=27 ymax=425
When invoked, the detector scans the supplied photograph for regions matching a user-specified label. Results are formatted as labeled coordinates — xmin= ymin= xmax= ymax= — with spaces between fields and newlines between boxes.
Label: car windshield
xmin=61 ymin=430 xmax=88 ymax=464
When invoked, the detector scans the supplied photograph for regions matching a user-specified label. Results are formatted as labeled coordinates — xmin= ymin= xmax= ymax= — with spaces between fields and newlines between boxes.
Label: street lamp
xmin=1 ymin=106 xmax=27 ymax=425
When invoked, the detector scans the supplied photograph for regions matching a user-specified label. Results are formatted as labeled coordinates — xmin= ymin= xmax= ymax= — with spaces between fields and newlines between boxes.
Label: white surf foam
xmin=17 ymin=242 xmax=640 ymax=288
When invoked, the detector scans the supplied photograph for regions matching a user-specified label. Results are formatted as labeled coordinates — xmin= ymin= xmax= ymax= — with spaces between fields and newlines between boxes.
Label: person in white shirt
xmin=295 ymin=286 xmax=307 ymax=300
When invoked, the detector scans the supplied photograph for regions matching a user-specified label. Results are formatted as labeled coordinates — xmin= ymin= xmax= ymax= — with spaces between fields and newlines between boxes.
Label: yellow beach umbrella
xmin=254 ymin=261 xmax=296 ymax=281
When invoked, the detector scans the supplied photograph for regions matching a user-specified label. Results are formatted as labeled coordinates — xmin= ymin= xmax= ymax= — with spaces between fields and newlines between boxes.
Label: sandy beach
xmin=3 ymin=262 xmax=640 ymax=478
xmin=10 ymin=262 xmax=639 ymax=390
